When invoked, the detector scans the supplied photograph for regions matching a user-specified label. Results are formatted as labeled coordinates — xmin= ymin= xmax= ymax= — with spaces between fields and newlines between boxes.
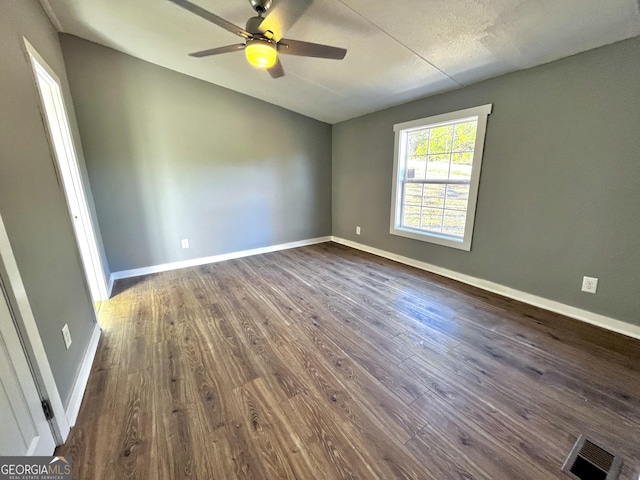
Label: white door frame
xmin=0 ymin=272 xmax=57 ymax=455
xmin=24 ymin=38 xmax=109 ymax=303
xmin=0 ymin=213 xmax=70 ymax=444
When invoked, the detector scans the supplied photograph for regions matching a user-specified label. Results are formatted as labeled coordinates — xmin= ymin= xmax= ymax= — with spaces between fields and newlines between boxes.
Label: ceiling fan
xmin=169 ymin=0 xmax=347 ymax=78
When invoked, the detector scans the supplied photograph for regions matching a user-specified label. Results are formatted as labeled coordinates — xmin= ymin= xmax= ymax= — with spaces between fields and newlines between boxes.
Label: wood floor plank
xmin=56 ymin=242 xmax=640 ymax=480
xmin=203 ymin=304 xmax=262 ymax=388
xmin=286 ymin=387 xmax=435 ymax=480
xmin=203 ymin=423 xmax=268 ymax=479
xmin=239 ymin=254 xmax=429 ymax=405
xmin=242 ymin=254 xmax=413 ymax=367
xmin=411 ymin=390 xmax=558 ymax=479
xmin=403 ymin=356 xmax=571 ymax=477
xmin=273 ymin=248 xmax=463 ymax=354
xmin=113 ymin=370 xmax=157 ymax=479
xmin=295 ymin=313 xmax=431 ymax=407
xmin=91 ymin=328 xmax=124 ymax=372
xmin=277 ymin=331 xmax=427 ymax=444
xmin=442 ymin=341 xmax=640 ymax=458
xmin=282 ymin=393 xmax=381 ymax=480
xmin=156 ymin=407 xmax=212 ymax=479
xmin=405 ymin=427 xmax=486 ymax=480
xmin=150 ymin=339 xmax=195 ymax=412
xmin=231 ymin=377 xmax=324 ymax=479
xmin=57 ymin=368 xmax=122 ymax=480
xmin=222 ymin=293 xmax=308 ymax=402
xmin=493 ymin=311 xmax=640 ymax=375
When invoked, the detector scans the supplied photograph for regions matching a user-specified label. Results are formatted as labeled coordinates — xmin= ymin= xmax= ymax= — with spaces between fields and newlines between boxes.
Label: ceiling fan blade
xmin=278 ymin=39 xmax=347 ymax=59
xmin=189 ymin=44 xmax=246 ymax=58
xmin=268 ymin=58 xmax=285 ymax=78
xmin=258 ymin=0 xmax=313 ymax=41
xmin=168 ymin=0 xmax=251 ymax=39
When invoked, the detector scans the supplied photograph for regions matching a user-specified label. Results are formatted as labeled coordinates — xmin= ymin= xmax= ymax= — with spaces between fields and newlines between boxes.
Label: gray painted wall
xmin=0 ymin=0 xmax=104 ymax=405
xmin=60 ymin=35 xmax=333 ymax=273
xmin=333 ymin=36 xmax=640 ymax=327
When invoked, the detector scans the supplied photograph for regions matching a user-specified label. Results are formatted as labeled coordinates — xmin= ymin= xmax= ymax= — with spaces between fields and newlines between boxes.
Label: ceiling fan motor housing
xmin=246 ymin=16 xmax=265 ymax=35
xmin=249 ymin=0 xmax=272 ymax=14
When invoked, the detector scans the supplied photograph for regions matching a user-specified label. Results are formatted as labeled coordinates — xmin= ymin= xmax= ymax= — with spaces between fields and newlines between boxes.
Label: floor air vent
xmin=562 ymin=435 xmax=622 ymax=480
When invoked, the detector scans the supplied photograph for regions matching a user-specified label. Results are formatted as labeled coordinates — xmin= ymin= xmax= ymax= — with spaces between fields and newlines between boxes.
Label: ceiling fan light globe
xmin=245 ymin=40 xmax=277 ymax=69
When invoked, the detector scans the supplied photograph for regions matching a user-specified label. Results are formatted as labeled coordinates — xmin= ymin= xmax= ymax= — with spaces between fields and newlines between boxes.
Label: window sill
xmin=390 ymin=225 xmax=471 ymax=251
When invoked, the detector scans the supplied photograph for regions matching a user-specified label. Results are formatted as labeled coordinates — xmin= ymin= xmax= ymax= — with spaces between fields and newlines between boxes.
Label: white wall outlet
xmin=181 ymin=238 xmax=190 ymax=249
xmin=356 ymin=226 xmax=361 ymax=235
xmin=581 ymin=276 xmax=598 ymax=294
xmin=61 ymin=324 xmax=72 ymax=350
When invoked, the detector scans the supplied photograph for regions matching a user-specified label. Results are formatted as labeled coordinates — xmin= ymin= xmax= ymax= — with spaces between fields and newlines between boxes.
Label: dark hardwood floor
xmin=57 ymin=242 xmax=640 ymax=479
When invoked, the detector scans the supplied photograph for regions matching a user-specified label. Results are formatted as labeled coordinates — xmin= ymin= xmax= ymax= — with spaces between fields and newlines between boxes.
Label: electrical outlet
xmin=61 ymin=324 xmax=72 ymax=350
xmin=181 ymin=238 xmax=190 ymax=249
xmin=581 ymin=276 xmax=598 ymax=294
xmin=356 ymin=226 xmax=361 ymax=235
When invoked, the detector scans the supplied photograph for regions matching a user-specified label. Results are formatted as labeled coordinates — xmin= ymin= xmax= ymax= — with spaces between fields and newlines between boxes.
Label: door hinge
xmin=41 ymin=399 xmax=54 ymax=421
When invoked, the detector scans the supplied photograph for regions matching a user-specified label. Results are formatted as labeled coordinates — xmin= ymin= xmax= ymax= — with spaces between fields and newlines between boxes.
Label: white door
xmin=25 ymin=40 xmax=108 ymax=303
xmin=0 ymin=280 xmax=56 ymax=456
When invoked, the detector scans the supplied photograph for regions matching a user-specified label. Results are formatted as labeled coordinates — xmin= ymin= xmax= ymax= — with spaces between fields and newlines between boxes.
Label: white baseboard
xmin=331 ymin=236 xmax=640 ymax=341
xmin=65 ymin=323 xmax=101 ymax=426
xmin=110 ymin=236 xmax=332 ymax=282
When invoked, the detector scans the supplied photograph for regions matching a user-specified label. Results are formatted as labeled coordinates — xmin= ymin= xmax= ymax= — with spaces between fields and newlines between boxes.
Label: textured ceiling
xmin=42 ymin=0 xmax=640 ymax=123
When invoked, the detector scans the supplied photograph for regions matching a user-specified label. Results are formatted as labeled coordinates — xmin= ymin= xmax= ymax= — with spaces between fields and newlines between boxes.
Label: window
xmin=390 ymin=104 xmax=492 ymax=251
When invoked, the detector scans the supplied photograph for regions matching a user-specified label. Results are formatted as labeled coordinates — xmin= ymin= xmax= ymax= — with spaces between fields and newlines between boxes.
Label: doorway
xmin=25 ymin=40 xmax=108 ymax=303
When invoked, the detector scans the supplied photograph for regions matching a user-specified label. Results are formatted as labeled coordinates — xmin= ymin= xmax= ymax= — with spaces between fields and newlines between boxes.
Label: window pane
xmin=452 ymin=152 xmax=473 ymax=166
xmin=403 ymin=184 xmax=423 ymax=210
xmin=404 ymin=183 xmax=422 ymax=196
xmin=406 ymin=156 xmax=426 ymax=179
xmin=422 ymin=184 xmax=445 ymax=208
xmin=442 ymin=209 xmax=466 ymax=236
xmin=428 ymin=125 xmax=454 ymax=154
xmin=407 ymin=129 xmax=430 ymax=156
xmin=452 ymin=121 xmax=477 ymax=152
xmin=403 ymin=194 xmax=422 ymax=206
xmin=403 ymin=204 xmax=421 ymax=216
xmin=402 ymin=213 xmax=420 ymax=228
xmin=421 ymin=208 xmax=444 ymax=232
xmin=450 ymin=152 xmax=473 ymax=179
xmin=445 ymin=185 xmax=470 ymax=210
xmin=426 ymin=154 xmax=450 ymax=179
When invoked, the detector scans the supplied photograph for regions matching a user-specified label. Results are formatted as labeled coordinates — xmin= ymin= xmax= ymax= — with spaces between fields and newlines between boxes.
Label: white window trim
xmin=390 ymin=104 xmax=492 ymax=251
